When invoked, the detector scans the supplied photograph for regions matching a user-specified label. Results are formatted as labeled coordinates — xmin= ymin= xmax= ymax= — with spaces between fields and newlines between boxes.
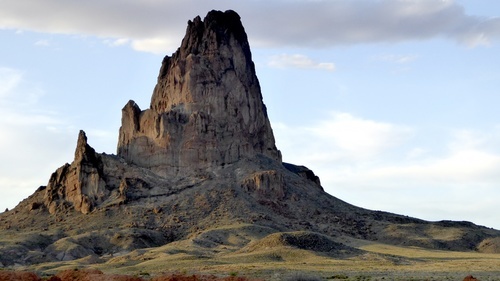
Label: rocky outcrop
xmin=42 ymin=130 xmax=179 ymax=214
xmin=283 ymin=163 xmax=322 ymax=188
xmin=44 ymin=131 xmax=107 ymax=214
xmin=241 ymin=170 xmax=285 ymax=200
xmin=117 ymin=10 xmax=281 ymax=178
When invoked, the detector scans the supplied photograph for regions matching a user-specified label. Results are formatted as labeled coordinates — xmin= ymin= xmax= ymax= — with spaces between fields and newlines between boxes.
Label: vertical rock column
xmin=44 ymin=131 xmax=107 ymax=214
xmin=117 ymin=10 xmax=281 ymax=177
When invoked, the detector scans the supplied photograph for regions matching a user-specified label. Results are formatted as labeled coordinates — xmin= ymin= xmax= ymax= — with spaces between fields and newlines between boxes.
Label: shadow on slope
xmin=239 ymin=231 xmax=362 ymax=258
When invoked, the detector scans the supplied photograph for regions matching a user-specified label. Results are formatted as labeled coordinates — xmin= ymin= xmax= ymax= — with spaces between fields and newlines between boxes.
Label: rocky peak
xmin=118 ymin=10 xmax=281 ymax=177
xmin=74 ymin=130 xmax=97 ymax=164
xmin=44 ymin=131 xmax=106 ymax=214
xmin=172 ymin=10 xmax=251 ymax=75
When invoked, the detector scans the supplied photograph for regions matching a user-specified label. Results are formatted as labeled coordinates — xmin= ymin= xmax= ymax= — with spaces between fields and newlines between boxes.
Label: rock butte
xmin=43 ymin=10 xmax=285 ymax=215
xmin=118 ymin=10 xmax=281 ymax=178
xmin=1 ymin=10 xmax=500 ymax=269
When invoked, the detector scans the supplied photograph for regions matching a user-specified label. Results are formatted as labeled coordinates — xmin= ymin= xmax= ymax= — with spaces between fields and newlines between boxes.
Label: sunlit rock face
xmin=44 ymin=131 xmax=106 ymax=215
xmin=41 ymin=10 xmax=285 ymax=216
xmin=117 ymin=10 xmax=281 ymax=178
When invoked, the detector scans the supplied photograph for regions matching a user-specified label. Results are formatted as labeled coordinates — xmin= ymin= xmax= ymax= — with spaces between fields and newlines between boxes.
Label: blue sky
xmin=1 ymin=0 xmax=500 ymax=229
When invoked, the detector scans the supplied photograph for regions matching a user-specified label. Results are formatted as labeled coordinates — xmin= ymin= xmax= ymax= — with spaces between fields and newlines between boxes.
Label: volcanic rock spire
xmin=118 ymin=10 xmax=281 ymax=177
xmin=3 ymin=12 xmax=500 ymax=270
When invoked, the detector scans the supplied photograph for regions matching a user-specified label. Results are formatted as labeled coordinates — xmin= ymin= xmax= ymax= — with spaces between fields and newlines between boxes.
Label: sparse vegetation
xmin=354 ymin=275 xmax=372 ymax=281
xmin=0 ymin=270 xmax=261 ymax=281
xmin=283 ymin=272 xmax=322 ymax=281
xmin=328 ymin=274 xmax=349 ymax=280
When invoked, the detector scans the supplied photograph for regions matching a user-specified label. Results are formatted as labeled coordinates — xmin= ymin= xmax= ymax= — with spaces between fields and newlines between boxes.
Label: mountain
xmin=1 ymin=10 xmax=499 ymax=272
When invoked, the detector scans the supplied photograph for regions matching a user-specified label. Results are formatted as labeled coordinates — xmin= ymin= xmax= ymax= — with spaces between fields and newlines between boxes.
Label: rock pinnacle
xmin=118 ymin=10 xmax=281 ymax=177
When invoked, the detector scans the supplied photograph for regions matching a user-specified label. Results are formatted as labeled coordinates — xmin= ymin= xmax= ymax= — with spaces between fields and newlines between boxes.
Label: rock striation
xmin=118 ymin=10 xmax=281 ymax=178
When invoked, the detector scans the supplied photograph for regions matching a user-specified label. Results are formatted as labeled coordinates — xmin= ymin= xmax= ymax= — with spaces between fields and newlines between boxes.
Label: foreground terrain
xmin=2 ymin=224 xmax=500 ymax=280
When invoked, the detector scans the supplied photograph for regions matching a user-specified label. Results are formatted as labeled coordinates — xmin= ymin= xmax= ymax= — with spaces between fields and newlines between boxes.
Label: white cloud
xmin=273 ymin=113 xmax=500 ymax=192
xmin=274 ymin=115 xmax=500 ymax=228
xmin=365 ymin=149 xmax=500 ymax=184
xmin=308 ymin=112 xmax=413 ymax=157
xmin=375 ymin=54 xmax=419 ymax=64
xmin=453 ymin=17 xmax=500 ymax=47
xmin=406 ymin=147 xmax=428 ymax=159
xmin=0 ymin=67 xmax=22 ymax=97
xmin=268 ymin=54 xmax=335 ymax=71
xmin=0 ymin=67 xmax=119 ymax=211
xmin=274 ymin=112 xmax=414 ymax=165
xmin=0 ymin=69 xmax=45 ymax=106
xmin=131 ymin=38 xmax=178 ymax=55
xmin=0 ymin=66 xmax=76 ymax=210
xmin=0 ymin=1 xmax=499 ymax=54
xmin=103 ymin=38 xmax=129 ymax=47
xmin=34 ymin=39 xmax=50 ymax=47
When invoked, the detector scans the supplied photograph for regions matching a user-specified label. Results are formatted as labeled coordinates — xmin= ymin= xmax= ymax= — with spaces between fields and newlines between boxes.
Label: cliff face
xmin=117 ymin=10 xmax=281 ymax=178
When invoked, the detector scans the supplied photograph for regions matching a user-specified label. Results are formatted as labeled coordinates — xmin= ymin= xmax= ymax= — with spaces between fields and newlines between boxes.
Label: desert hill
xmin=1 ymin=10 xmax=499 ymax=278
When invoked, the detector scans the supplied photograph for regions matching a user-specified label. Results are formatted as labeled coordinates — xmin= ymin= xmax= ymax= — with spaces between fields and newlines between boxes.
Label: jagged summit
xmin=118 ymin=10 xmax=280 ymax=178
xmin=175 ymin=10 xmax=250 ymax=61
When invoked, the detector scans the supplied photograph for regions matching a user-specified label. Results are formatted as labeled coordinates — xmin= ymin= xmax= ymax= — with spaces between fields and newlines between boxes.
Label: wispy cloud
xmin=365 ymin=149 xmax=500 ymax=185
xmin=0 ymin=67 xmax=23 ymax=97
xmin=273 ymin=112 xmax=500 ymax=189
xmin=268 ymin=54 xmax=335 ymax=71
xmin=274 ymin=112 xmax=413 ymax=165
xmin=103 ymin=38 xmax=129 ymax=47
xmin=374 ymin=54 xmax=419 ymax=64
xmin=0 ymin=67 xmax=45 ymax=106
xmin=0 ymin=66 xmax=75 ymax=209
xmin=0 ymin=1 xmax=499 ymax=54
xmin=273 ymin=114 xmax=500 ymax=227
xmin=34 ymin=39 xmax=50 ymax=47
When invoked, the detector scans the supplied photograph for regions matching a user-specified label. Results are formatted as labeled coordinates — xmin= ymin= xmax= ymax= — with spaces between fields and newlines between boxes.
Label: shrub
xmin=151 ymin=274 xmax=199 ymax=281
xmin=0 ymin=270 xmax=40 ymax=281
xmin=0 ymin=271 xmax=258 ymax=281
xmin=151 ymin=274 xmax=256 ymax=281
xmin=283 ymin=272 xmax=322 ymax=281
xmin=55 ymin=269 xmax=144 ymax=281
xmin=55 ymin=268 xmax=103 ymax=281
xmin=328 ymin=274 xmax=348 ymax=280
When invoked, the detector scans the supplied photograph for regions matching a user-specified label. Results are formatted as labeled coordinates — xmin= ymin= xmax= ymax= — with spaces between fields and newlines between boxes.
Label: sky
xmin=1 ymin=0 xmax=500 ymax=229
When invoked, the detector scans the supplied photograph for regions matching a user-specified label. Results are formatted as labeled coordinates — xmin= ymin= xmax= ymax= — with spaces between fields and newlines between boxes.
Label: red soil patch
xmin=0 ymin=271 xmax=40 ymax=281
xmin=0 ymin=270 xmax=259 ymax=281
